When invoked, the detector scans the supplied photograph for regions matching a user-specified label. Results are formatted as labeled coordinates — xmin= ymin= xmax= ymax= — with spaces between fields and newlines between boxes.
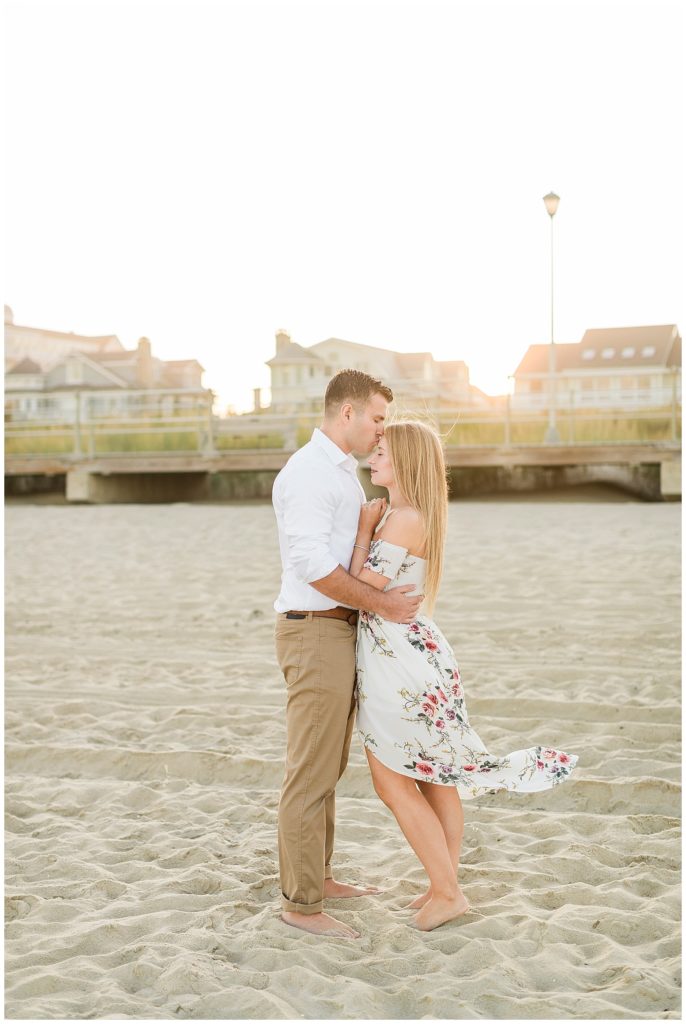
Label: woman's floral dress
xmin=355 ymin=537 xmax=579 ymax=800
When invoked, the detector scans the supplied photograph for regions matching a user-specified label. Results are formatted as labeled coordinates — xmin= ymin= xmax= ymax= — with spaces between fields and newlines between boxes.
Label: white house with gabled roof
xmin=4 ymin=305 xmax=208 ymax=421
xmin=263 ymin=329 xmax=486 ymax=414
xmin=513 ymin=324 xmax=681 ymax=408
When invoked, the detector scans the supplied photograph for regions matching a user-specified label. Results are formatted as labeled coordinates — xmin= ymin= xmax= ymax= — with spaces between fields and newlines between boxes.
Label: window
xmin=582 ymin=349 xmax=595 ymax=360
xmin=642 ymin=345 xmax=656 ymax=357
xmin=601 ymin=347 xmax=615 ymax=358
xmin=621 ymin=347 xmax=635 ymax=357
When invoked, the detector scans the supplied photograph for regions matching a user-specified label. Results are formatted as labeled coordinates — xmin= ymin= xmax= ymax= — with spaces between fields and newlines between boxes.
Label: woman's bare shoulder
xmin=376 ymin=507 xmax=425 ymax=553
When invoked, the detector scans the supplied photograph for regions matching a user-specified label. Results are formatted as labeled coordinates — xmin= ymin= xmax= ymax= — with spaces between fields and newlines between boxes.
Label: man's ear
xmin=340 ymin=402 xmax=354 ymax=422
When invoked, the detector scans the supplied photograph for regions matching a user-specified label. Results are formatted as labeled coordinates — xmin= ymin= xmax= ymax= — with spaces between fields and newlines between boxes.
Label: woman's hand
xmin=358 ymin=497 xmax=387 ymax=534
xmin=350 ymin=498 xmax=387 ymax=578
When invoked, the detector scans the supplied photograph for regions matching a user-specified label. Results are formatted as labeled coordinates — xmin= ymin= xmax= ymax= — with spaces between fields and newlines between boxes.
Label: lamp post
xmin=543 ymin=190 xmax=561 ymax=443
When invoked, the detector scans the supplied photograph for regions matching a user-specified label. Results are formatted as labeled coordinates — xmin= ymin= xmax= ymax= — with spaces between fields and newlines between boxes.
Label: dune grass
xmin=441 ymin=411 xmax=680 ymax=446
xmin=5 ymin=412 xmax=680 ymax=457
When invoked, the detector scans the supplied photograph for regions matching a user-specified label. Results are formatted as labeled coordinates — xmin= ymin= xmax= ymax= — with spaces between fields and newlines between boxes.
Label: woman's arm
xmin=351 ymin=507 xmax=425 ymax=592
xmin=349 ymin=498 xmax=387 ymax=577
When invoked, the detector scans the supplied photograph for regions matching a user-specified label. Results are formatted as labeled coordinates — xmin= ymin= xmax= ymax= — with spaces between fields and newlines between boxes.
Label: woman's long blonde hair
xmin=383 ymin=419 xmax=448 ymax=615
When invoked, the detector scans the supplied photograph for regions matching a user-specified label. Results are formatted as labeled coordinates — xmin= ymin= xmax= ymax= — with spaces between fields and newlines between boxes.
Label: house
xmin=513 ymin=324 xmax=681 ymax=408
xmin=4 ymin=305 xmax=207 ymax=421
xmin=262 ymin=330 xmax=487 ymax=414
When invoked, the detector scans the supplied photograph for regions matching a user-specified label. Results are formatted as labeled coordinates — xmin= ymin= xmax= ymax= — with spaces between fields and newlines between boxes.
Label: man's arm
xmin=310 ymin=566 xmax=421 ymax=624
xmin=281 ymin=467 xmax=339 ymax=585
xmin=280 ymin=467 xmax=421 ymax=623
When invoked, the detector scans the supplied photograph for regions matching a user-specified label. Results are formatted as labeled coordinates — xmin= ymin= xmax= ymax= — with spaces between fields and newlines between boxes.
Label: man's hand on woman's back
xmin=380 ymin=585 xmax=423 ymax=624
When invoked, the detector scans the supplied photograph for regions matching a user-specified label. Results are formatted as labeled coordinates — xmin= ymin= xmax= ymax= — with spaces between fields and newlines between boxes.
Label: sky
xmin=4 ymin=0 xmax=684 ymax=414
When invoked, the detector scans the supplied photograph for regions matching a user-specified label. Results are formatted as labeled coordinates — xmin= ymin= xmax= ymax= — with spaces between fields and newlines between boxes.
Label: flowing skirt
xmin=355 ymin=611 xmax=579 ymax=801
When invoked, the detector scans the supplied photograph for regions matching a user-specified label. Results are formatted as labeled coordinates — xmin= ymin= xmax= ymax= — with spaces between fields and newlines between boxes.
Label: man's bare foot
xmin=406 ymin=888 xmax=432 ymax=910
xmin=323 ymin=878 xmax=383 ymax=899
xmin=281 ymin=911 xmax=361 ymax=939
xmin=411 ymin=891 xmax=470 ymax=931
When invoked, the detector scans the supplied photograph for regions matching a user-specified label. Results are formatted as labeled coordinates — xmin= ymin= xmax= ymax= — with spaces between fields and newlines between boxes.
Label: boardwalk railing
xmin=4 ymin=380 xmax=682 ymax=459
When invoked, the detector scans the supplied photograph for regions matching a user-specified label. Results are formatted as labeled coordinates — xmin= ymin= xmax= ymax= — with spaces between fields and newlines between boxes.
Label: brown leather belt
xmin=285 ymin=606 xmax=358 ymax=625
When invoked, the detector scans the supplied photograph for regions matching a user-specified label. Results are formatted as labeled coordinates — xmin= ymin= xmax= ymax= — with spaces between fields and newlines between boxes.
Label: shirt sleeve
xmin=363 ymin=538 xmax=408 ymax=582
xmin=281 ymin=467 xmax=340 ymax=584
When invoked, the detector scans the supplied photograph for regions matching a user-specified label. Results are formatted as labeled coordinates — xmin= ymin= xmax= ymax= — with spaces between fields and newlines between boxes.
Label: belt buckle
xmin=285 ymin=612 xmax=306 ymax=619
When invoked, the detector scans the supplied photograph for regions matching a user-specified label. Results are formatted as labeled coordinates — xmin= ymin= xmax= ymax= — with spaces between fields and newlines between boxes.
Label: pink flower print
xmin=427 ymin=694 xmax=439 ymax=705
xmin=445 ymin=709 xmax=456 ymax=721
xmin=464 ymin=764 xmax=476 ymax=772
xmin=437 ymin=688 xmax=448 ymax=703
xmin=421 ymin=702 xmax=436 ymax=717
xmin=409 ymin=623 xmax=420 ymax=633
xmin=416 ymin=762 xmax=434 ymax=777
xmin=435 ymin=719 xmax=446 ymax=730
xmin=558 ymin=753 xmax=570 ymax=764
xmin=451 ymin=683 xmax=463 ymax=697
xmin=536 ymin=759 xmax=544 ymax=769
xmin=541 ymin=748 xmax=558 ymax=760
xmin=452 ymin=670 xmax=460 ymax=680
xmin=425 ymin=640 xmax=438 ymax=652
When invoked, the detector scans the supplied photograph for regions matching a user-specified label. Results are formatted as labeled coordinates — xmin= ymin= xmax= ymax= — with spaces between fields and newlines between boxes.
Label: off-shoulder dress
xmin=355 ymin=535 xmax=579 ymax=800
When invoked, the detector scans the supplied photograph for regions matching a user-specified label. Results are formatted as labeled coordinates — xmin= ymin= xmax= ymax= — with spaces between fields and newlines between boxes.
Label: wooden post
xmin=671 ymin=369 xmax=678 ymax=441
xmin=504 ymin=393 xmax=511 ymax=447
xmin=569 ymin=389 xmax=575 ymax=444
xmin=73 ymin=391 xmax=82 ymax=457
xmin=204 ymin=392 xmax=216 ymax=456
xmin=85 ymin=395 xmax=95 ymax=457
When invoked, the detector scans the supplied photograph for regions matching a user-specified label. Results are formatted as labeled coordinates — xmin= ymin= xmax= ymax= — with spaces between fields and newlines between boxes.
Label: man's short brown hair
xmin=324 ymin=369 xmax=393 ymax=415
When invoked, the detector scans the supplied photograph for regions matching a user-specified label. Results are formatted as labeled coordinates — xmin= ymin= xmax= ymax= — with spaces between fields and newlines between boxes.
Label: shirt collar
xmin=311 ymin=427 xmax=359 ymax=471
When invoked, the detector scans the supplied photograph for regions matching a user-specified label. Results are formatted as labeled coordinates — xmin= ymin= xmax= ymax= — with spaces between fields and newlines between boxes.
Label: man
xmin=272 ymin=369 xmax=423 ymax=940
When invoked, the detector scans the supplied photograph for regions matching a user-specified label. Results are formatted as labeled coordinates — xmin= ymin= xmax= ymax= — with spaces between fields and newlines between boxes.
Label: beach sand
xmin=4 ymin=498 xmax=681 ymax=1020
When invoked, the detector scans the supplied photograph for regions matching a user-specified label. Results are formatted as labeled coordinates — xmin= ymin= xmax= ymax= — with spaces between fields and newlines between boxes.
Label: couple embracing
xmin=271 ymin=369 xmax=578 ymax=939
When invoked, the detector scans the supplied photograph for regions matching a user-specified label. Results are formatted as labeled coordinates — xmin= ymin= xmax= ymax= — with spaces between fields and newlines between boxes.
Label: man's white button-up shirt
xmin=272 ymin=427 xmax=367 ymax=612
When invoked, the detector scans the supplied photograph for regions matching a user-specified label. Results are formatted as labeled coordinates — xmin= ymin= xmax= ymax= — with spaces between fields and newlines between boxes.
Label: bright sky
xmin=5 ymin=0 xmax=684 ymax=413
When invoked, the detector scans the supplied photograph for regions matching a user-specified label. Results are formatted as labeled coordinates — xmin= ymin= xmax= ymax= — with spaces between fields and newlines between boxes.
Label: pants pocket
xmin=275 ymin=633 xmax=304 ymax=689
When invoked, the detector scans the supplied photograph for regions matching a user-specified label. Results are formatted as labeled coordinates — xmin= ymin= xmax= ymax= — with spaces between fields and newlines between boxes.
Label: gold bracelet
xmin=354 ymin=543 xmax=369 ymax=551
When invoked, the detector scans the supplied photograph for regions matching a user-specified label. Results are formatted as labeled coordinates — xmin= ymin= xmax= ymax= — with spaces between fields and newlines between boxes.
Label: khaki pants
xmin=274 ymin=612 xmax=357 ymax=915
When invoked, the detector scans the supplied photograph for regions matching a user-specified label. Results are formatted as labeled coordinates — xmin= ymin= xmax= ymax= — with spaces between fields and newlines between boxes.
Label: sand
xmin=4 ymin=498 xmax=681 ymax=1020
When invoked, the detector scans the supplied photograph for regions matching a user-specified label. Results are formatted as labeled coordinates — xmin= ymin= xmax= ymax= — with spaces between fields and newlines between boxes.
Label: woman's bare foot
xmin=406 ymin=888 xmax=432 ymax=910
xmin=411 ymin=891 xmax=470 ymax=931
xmin=324 ymin=878 xmax=383 ymax=898
xmin=281 ymin=911 xmax=361 ymax=939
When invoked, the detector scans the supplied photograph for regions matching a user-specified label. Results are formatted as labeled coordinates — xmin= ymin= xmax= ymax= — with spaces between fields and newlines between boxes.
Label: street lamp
xmin=543 ymin=190 xmax=561 ymax=443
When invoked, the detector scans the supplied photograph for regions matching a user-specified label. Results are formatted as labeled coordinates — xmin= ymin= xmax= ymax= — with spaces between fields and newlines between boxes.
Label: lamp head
xmin=543 ymin=191 xmax=560 ymax=217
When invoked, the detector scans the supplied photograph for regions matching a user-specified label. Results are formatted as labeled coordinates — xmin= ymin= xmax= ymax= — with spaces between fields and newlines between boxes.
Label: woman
xmin=350 ymin=420 xmax=579 ymax=932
